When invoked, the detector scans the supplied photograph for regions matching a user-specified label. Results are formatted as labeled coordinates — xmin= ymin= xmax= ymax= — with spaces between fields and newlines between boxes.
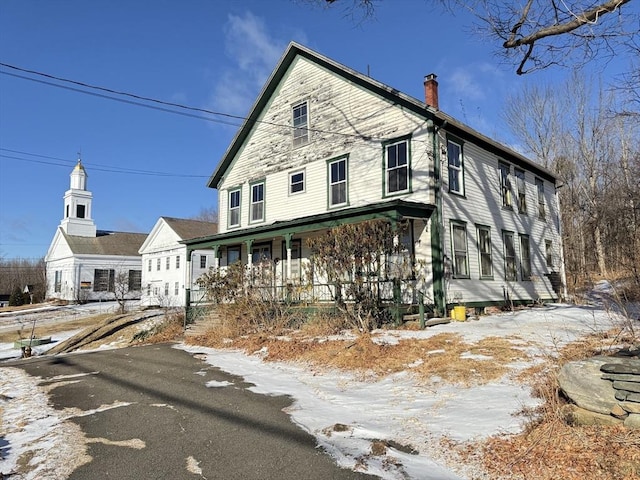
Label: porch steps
xmin=184 ymin=309 xmax=222 ymax=339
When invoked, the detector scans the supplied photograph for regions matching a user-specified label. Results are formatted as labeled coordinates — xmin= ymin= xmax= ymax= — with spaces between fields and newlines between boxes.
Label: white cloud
xmin=210 ymin=11 xmax=287 ymax=117
xmin=449 ymin=68 xmax=484 ymax=101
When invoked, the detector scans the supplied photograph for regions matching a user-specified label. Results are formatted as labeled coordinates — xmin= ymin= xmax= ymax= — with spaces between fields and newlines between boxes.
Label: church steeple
xmin=60 ymin=156 xmax=97 ymax=237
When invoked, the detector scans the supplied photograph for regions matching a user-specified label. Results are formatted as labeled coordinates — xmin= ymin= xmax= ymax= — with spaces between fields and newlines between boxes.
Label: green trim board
xmin=381 ymin=134 xmax=413 ymax=198
xmin=207 ymin=42 xmax=557 ymax=191
xmin=183 ymin=199 xmax=434 ymax=253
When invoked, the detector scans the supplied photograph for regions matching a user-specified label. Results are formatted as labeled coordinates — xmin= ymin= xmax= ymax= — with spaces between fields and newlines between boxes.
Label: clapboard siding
xmin=440 ymin=134 xmax=561 ymax=304
xmin=218 ymin=56 xmax=434 ymax=233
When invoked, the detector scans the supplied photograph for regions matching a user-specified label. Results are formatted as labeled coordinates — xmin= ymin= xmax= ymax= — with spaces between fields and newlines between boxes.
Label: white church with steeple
xmin=45 ymin=159 xmax=147 ymax=302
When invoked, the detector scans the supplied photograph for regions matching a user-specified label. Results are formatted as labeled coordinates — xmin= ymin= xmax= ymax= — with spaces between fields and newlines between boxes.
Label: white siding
xmin=218 ymin=56 xmax=435 ymax=233
xmin=440 ymin=135 xmax=561 ymax=304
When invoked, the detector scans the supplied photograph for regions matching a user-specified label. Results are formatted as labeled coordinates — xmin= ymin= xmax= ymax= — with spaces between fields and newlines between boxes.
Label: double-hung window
xmin=328 ymin=157 xmax=348 ymax=207
xmin=289 ymin=171 xmax=305 ymax=194
xmin=174 ymin=282 xmax=179 ymax=296
xmin=148 ymin=259 xmax=152 ymax=272
xmin=536 ymin=178 xmax=545 ymax=219
xmin=503 ymin=231 xmax=517 ymax=281
xmin=477 ymin=225 xmax=493 ymax=279
xmin=385 ymin=139 xmax=409 ymax=195
xmin=499 ymin=163 xmax=512 ymax=209
xmin=200 ymin=255 xmax=207 ymax=269
xmin=166 ymin=257 xmax=170 ymax=270
xmin=545 ymin=240 xmax=554 ymax=267
xmin=250 ymin=181 xmax=265 ymax=223
xmin=447 ymin=139 xmax=464 ymax=195
xmin=156 ymin=258 xmax=161 ymax=271
xmin=175 ymin=255 xmax=180 ymax=269
xmin=451 ymin=222 xmax=469 ymax=278
xmin=520 ymin=235 xmax=531 ymax=280
xmin=515 ymin=169 xmax=526 ymax=214
xmin=292 ymin=101 xmax=309 ymax=147
xmin=228 ymin=189 xmax=241 ymax=228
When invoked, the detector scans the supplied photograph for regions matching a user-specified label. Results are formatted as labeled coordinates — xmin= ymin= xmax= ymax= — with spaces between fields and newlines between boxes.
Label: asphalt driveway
xmin=10 ymin=343 xmax=374 ymax=479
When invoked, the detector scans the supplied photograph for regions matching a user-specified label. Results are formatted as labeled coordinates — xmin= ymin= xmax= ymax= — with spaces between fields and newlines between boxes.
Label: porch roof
xmin=182 ymin=199 xmax=434 ymax=251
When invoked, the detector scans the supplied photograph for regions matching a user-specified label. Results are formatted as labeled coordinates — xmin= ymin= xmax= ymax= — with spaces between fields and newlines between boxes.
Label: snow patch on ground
xmin=0 ymin=298 xmax=634 ymax=479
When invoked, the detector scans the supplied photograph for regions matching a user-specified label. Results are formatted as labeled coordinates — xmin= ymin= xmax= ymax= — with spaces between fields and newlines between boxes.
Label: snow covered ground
xmin=0 ymin=295 xmax=633 ymax=479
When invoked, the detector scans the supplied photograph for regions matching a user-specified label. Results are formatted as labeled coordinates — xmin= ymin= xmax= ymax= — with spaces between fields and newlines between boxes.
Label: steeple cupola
xmin=60 ymin=156 xmax=97 ymax=237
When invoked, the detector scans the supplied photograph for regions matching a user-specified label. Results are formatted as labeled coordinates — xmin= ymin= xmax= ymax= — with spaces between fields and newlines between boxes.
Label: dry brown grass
xmin=0 ymin=314 xmax=113 ymax=343
xmin=187 ymin=310 xmax=640 ymax=479
xmin=464 ymin=328 xmax=640 ymax=480
xmin=136 ymin=314 xmax=185 ymax=344
xmin=188 ymin=328 xmax=528 ymax=385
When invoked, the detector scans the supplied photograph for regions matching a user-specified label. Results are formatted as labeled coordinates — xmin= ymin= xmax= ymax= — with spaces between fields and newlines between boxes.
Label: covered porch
xmin=182 ymin=199 xmax=436 ymax=316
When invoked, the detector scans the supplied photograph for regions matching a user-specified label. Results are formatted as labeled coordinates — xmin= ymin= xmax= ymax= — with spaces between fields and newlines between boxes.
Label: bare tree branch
xmin=503 ymin=0 xmax=632 ymax=49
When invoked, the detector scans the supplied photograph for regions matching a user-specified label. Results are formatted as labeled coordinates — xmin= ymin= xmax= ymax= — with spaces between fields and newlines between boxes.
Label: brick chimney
xmin=424 ymin=73 xmax=439 ymax=110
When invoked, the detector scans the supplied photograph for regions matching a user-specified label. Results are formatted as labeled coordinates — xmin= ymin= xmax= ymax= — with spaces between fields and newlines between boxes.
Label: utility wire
xmin=0 ymin=62 xmax=373 ymax=141
xmin=0 ymin=70 xmax=243 ymax=127
xmin=0 ymin=149 xmax=210 ymax=178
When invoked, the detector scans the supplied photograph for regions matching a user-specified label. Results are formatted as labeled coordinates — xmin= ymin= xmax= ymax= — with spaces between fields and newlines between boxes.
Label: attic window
xmin=292 ymin=102 xmax=308 ymax=147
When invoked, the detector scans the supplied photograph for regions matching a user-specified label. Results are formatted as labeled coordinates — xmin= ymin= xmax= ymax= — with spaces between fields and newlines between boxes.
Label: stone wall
xmin=558 ymin=349 xmax=640 ymax=429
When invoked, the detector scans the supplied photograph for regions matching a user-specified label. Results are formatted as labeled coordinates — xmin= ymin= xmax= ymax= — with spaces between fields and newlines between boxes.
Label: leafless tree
xmin=504 ymin=73 xmax=640 ymax=288
xmin=191 ymin=207 xmax=218 ymax=223
xmin=0 ymin=257 xmax=46 ymax=303
xmin=113 ymin=269 xmax=137 ymax=314
xmin=315 ymin=0 xmax=639 ymax=93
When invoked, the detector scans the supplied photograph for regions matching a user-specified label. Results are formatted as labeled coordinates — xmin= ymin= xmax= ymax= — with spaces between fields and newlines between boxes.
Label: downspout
xmin=429 ymin=119 xmax=446 ymax=316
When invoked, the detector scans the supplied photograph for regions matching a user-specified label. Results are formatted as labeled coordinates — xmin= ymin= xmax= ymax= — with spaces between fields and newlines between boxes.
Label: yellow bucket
xmin=450 ymin=306 xmax=466 ymax=321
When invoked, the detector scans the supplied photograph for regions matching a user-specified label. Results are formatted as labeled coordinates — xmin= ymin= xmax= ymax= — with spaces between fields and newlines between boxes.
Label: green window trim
xmin=249 ymin=179 xmax=266 ymax=224
xmin=227 ymin=186 xmax=242 ymax=229
xmin=289 ymin=170 xmax=305 ymax=195
xmin=450 ymin=220 xmax=470 ymax=279
xmin=292 ymin=100 xmax=309 ymax=147
xmin=447 ymin=136 xmax=465 ymax=197
xmin=502 ymin=230 xmax=517 ymax=281
xmin=514 ymin=168 xmax=527 ymax=215
xmin=327 ymin=154 xmax=349 ymax=209
xmin=382 ymin=134 xmax=412 ymax=198
xmin=499 ymin=162 xmax=513 ymax=210
xmin=476 ymin=224 xmax=494 ymax=280
xmin=536 ymin=178 xmax=546 ymax=220
xmin=519 ymin=234 xmax=532 ymax=281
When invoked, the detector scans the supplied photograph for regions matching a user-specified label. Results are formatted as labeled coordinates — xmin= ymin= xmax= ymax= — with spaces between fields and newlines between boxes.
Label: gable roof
xmin=61 ymin=229 xmax=147 ymax=256
xmin=207 ymin=42 xmax=557 ymax=188
xmin=161 ymin=217 xmax=218 ymax=240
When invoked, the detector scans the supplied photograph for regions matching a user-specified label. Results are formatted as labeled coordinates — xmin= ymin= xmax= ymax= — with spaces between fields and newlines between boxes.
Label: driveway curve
xmin=10 ymin=343 xmax=375 ymax=480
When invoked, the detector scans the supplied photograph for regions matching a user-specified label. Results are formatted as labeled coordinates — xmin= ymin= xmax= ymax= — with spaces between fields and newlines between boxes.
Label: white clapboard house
xmin=183 ymin=42 xmax=566 ymax=316
xmin=45 ymin=160 xmax=146 ymax=302
xmin=139 ymin=217 xmax=217 ymax=307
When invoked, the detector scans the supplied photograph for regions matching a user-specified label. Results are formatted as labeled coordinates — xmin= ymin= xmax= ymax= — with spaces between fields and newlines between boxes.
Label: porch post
xmin=212 ymin=245 xmax=220 ymax=270
xmin=245 ymin=239 xmax=254 ymax=283
xmin=284 ymin=233 xmax=293 ymax=282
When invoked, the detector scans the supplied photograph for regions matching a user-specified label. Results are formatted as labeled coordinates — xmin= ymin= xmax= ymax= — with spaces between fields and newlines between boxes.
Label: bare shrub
xmin=133 ymin=311 xmax=185 ymax=344
xmin=196 ymin=260 xmax=306 ymax=339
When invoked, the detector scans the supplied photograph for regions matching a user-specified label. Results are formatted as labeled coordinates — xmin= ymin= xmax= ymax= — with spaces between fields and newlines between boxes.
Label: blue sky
xmin=0 ymin=0 xmax=631 ymax=260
